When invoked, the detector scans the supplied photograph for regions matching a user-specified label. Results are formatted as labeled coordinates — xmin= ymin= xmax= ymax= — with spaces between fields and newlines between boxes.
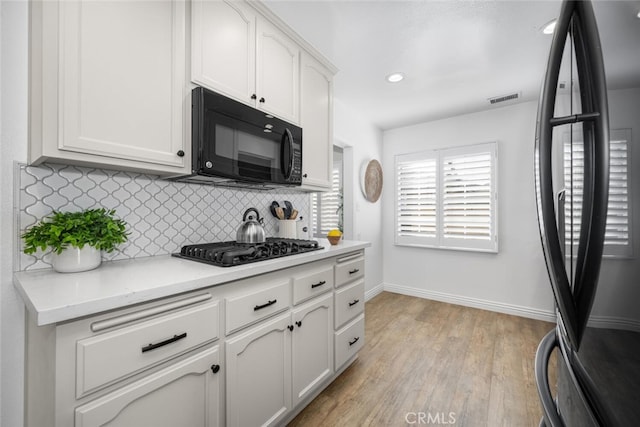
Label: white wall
xmin=334 ymin=99 xmax=384 ymax=298
xmin=382 ymin=101 xmax=555 ymax=319
xmin=1 ymin=1 xmax=28 ymax=426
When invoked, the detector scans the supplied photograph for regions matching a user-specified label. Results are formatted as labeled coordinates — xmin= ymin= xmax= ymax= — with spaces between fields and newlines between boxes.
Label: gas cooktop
xmin=173 ymin=238 xmax=323 ymax=267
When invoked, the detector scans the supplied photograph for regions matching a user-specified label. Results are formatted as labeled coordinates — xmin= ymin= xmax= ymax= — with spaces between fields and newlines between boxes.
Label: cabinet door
xmin=58 ymin=0 xmax=186 ymax=169
xmin=226 ymin=312 xmax=292 ymax=427
xmin=191 ymin=0 xmax=256 ymax=105
xmin=74 ymin=346 xmax=220 ymax=427
xmin=255 ymin=18 xmax=300 ymax=124
xmin=292 ymin=293 xmax=334 ymax=406
xmin=300 ymin=52 xmax=333 ymax=190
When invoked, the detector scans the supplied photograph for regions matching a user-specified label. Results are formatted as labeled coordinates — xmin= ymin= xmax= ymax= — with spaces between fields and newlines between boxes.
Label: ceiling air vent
xmin=488 ymin=92 xmax=520 ymax=105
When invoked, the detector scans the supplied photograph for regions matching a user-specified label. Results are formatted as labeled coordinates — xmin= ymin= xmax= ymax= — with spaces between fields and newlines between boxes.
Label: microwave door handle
xmin=281 ymin=129 xmax=294 ymax=180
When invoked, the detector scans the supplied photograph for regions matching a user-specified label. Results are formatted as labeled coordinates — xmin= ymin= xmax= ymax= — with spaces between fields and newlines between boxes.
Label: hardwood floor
xmin=288 ymin=292 xmax=556 ymax=427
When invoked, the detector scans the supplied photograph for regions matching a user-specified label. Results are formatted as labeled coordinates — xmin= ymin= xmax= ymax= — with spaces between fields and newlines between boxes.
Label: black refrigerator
xmin=534 ymin=0 xmax=640 ymax=426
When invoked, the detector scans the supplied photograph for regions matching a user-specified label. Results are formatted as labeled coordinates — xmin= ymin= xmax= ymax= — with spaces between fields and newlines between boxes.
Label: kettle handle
xmin=243 ymin=207 xmax=262 ymax=222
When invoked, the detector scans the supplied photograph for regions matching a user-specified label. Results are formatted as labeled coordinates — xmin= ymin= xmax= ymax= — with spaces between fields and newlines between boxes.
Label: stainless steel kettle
xmin=236 ymin=208 xmax=266 ymax=244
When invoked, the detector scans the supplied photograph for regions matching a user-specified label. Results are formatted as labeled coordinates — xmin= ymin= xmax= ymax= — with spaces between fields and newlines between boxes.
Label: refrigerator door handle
xmin=534 ymin=0 xmax=581 ymax=347
xmin=535 ymin=0 xmax=609 ymax=348
xmin=557 ymin=190 xmax=566 ymax=254
xmin=569 ymin=0 xmax=610 ymax=343
xmin=535 ymin=330 xmax=563 ymax=427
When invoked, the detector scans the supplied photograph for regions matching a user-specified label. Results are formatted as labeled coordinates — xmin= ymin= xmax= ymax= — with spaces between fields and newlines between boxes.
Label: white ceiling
xmin=263 ymin=0 xmax=640 ymax=130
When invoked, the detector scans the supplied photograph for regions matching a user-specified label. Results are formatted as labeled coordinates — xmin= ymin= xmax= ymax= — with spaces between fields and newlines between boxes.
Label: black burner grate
xmin=173 ymin=238 xmax=323 ymax=267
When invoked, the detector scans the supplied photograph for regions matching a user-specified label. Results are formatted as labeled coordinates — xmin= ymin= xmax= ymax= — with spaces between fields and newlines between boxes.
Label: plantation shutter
xmin=312 ymin=158 xmax=342 ymax=237
xmin=318 ymin=167 xmax=342 ymax=236
xmin=441 ymin=143 xmax=497 ymax=251
xmin=395 ymin=142 xmax=498 ymax=252
xmin=442 ymin=148 xmax=495 ymax=249
xmin=396 ymin=152 xmax=438 ymax=246
xmin=564 ymin=129 xmax=631 ymax=256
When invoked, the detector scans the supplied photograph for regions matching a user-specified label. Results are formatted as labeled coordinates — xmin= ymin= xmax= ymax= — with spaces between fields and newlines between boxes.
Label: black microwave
xmin=174 ymin=86 xmax=302 ymax=187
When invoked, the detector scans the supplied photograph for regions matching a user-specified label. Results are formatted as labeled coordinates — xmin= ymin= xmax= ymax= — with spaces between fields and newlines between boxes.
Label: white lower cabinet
xmin=75 ymin=345 xmax=221 ymax=427
xmin=24 ymin=252 xmax=365 ymax=427
xmin=226 ymin=292 xmax=334 ymax=427
xmin=226 ymin=312 xmax=292 ymax=427
xmin=292 ymin=293 xmax=334 ymax=406
xmin=335 ymin=314 xmax=365 ymax=369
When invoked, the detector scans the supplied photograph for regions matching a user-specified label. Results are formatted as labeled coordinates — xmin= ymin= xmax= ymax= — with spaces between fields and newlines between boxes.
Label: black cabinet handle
xmin=288 ymin=325 xmax=294 ymax=331
xmin=141 ymin=332 xmax=187 ymax=353
xmin=176 ymin=150 xmax=185 ymax=157
xmin=311 ymin=280 xmax=326 ymax=289
xmin=303 ymin=173 xmax=308 ymax=178
xmin=348 ymin=299 xmax=360 ymax=307
xmin=348 ymin=337 xmax=359 ymax=346
xmin=251 ymin=94 xmax=257 ymax=100
xmin=210 ymin=364 xmax=220 ymax=374
xmin=259 ymin=97 xmax=265 ymax=103
xmin=254 ymin=299 xmax=277 ymax=311
xmin=295 ymin=321 xmax=302 ymax=327
xmin=349 ymin=268 xmax=360 ymax=275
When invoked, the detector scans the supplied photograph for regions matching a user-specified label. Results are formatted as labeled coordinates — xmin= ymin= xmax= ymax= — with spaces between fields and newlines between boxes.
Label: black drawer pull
xmin=349 ymin=336 xmax=360 ymax=346
xmin=295 ymin=320 xmax=302 ymax=327
xmin=254 ymin=299 xmax=277 ymax=311
xmin=311 ymin=280 xmax=326 ymax=289
xmin=210 ymin=364 xmax=220 ymax=374
xmin=142 ymin=332 xmax=187 ymax=353
xmin=349 ymin=268 xmax=360 ymax=274
xmin=348 ymin=299 xmax=360 ymax=307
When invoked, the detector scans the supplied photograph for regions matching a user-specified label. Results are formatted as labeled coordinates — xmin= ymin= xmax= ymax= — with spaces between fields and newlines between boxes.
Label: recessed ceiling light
xmin=637 ymin=10 xmax=640 ymax=19
xmin=542 ymin=19 xmax=557 ymax=35
xmin=386 ymin=73 xmax=404 ymax=83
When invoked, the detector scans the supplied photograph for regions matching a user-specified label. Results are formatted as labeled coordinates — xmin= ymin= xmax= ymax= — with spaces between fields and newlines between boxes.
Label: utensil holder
xmin=277 ymin=220 xmax=297 ymax=239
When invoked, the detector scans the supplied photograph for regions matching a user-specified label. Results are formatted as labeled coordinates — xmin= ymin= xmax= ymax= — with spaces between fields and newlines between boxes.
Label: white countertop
xmin=14 ymin=240 xmax=370 ymax=326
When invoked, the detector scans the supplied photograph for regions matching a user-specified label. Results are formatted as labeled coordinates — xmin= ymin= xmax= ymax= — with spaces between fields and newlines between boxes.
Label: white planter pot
xmin=51 ymin=246 xmax=102 ymax=273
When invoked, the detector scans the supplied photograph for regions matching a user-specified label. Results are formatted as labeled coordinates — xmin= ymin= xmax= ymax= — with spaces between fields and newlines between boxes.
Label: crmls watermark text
xmin=405 ymin=412 xmax=457 ymax=425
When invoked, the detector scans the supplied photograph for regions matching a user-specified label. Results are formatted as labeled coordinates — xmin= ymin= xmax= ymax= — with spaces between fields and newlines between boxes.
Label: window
xmin=312 ymin=147 xmax=343 ymax=236
xmin=395 ymin=142 xmax=498 ymax=252
xmin=563 ymin=129 xmax=631 ymax=257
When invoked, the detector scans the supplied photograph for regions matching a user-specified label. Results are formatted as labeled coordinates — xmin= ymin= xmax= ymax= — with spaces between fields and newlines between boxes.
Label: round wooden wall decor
xmin=361 ymin=159 xmax=383 ymax=203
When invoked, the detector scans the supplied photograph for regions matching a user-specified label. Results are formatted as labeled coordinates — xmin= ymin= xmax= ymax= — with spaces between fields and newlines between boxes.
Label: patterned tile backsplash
xmin=16 ymin=163 xmax=311 ymax=271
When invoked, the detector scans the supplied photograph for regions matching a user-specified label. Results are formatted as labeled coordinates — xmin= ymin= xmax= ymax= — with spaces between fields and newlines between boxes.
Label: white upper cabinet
xmin=191 ymin=0 xmax=256 ymax=104
xmin=300 ymin=52 xmax=334 ymax=190
xmin=191 ymin=0 xmax=300 ymax=124
xmin=255 ymin=17 xmax=300 ymax=124
xmin=29 ymin=0 xmax=190 ymax=175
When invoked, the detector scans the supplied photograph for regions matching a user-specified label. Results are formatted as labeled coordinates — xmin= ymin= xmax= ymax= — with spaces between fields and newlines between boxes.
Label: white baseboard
xmin=383 ymin=282 xmax=556 ymax=322
xmin=365 ymin=283 xmax=384 ymax=301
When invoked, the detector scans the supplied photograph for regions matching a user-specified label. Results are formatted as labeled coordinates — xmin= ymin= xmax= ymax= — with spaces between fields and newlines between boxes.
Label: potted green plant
xmin=22 ymin=208 xmax=128 ymax=273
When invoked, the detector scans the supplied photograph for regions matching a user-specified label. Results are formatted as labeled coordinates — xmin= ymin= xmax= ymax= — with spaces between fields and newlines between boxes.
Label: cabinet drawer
xmin=334 ymin=313 xmax=365 ymax=369
xmin=334 ymin=279 xmax=364 ymax=329
xmin=334 ymin=254 xmax=364 ymax=287
xmin=75 ymin=345 xmax=220 ymax=427
xmin=76 ymin=299 xmax=219 ymax=398
xmin=292 ymin=265 xmax=334 ymax=305
xmin=225 ymin=281 xmax=291 ymax=334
